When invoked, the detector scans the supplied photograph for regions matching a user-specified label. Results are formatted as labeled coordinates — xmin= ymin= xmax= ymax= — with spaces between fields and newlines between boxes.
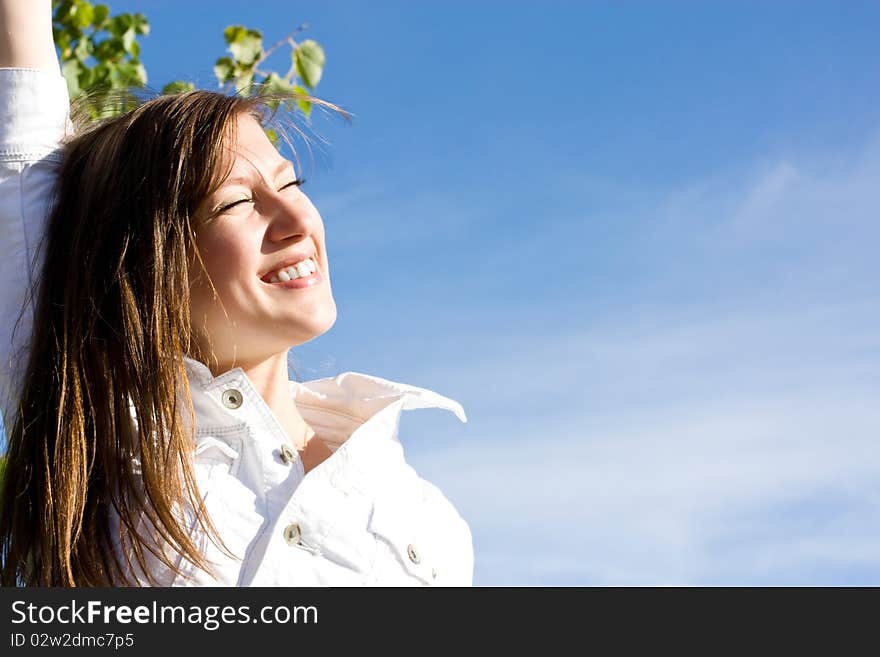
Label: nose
xmin=264 ymin=190 xmax=317 ymax=243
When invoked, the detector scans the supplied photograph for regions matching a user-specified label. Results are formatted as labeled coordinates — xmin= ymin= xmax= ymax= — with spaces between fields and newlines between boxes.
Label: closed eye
xmin=279 ymin=178 xmax=306 ymax=191
xmin=213 ymin=179 xmax=305 ymax=215
xmin=215 ymin=197 xmax=252 ymax=214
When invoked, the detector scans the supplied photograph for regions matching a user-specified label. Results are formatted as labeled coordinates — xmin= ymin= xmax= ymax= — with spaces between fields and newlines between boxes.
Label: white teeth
xmin=267 ymin=257 xmax=316 ymax=283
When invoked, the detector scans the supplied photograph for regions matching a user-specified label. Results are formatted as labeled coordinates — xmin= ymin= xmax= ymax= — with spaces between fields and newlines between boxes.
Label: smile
xmin=261 ymin=257 xmax=322 ymax=289
xmin=262 ymin=256 xmax=318 ymax=283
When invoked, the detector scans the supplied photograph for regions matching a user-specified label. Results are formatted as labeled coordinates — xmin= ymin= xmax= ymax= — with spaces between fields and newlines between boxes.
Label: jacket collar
xmin=181 ymin=356 xmax=467 ymax=449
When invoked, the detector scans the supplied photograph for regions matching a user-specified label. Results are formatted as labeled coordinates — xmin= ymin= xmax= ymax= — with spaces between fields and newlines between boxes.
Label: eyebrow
xmin=221 ymin=159 xmax=295 ymax=188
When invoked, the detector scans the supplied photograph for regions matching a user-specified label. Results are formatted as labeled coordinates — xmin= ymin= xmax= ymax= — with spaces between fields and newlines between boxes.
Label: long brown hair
xmin=0 ymin=88 xmax=341 ymax=586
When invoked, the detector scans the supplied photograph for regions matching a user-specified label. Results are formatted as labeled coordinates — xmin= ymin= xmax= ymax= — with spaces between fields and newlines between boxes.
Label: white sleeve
xmin=0 ymin=68 xmax=70 ymax=431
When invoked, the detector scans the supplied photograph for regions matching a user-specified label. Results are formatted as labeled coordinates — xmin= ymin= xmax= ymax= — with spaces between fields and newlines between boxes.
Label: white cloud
xmin=401 ymin=139 xmax=880 ymax=585
xmin=409 ymin=373 xmax=880 ymax=584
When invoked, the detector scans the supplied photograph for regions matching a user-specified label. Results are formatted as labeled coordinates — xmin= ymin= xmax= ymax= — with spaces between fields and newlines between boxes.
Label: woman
xmin=0 ymin=0 xmax=472 ymax=586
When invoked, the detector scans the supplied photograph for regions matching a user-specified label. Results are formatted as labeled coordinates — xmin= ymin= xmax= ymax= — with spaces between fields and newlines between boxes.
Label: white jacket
xmin=0 ymin=68 xmax=474 ymax=586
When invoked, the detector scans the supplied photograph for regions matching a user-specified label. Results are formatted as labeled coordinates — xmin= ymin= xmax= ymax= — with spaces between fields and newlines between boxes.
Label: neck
xmin=226 ymin=349 xmax=314 ymax=449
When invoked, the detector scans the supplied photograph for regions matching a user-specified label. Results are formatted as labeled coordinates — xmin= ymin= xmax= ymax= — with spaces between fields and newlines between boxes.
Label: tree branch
xmin=254 ymin=22 xmax=308 ymax=68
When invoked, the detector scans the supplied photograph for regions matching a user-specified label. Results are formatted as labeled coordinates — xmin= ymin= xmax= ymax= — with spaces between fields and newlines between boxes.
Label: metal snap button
xmin=407 ymin=543 xmax=420 ymax=564
xmin=283 ymin=522 xmax=301 ymax=545
xmin=221 ymin=388 xmax=243 ymax=409
xmin=280 ymin=444 xmax=297 ymax=465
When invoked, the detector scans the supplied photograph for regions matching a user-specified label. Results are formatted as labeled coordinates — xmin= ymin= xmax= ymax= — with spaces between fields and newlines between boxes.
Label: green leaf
xmin=227 ymin=26 xmax=263 ymax=67
xmin=133 ymin=13 xmax=149 ymax=35
xmin=92 ymin=4 xmax=109 ymax=27
xmin=162 ymin=80 xmax=196 ymax=95
xmin=108 ymin=64 xmax=125 ymax=88
xmin=257 ymin=73 xmax=291 ymax=112
xmin=223 ymin=25 xmax=245 ymax=45
xmin=234 ymin=70 xmax=255 ymax=96
xmin=55 ymin=0 xmax=77 ymax=26
xmin=257 ymin=75 xmax=311 ymax=117
xmin=109 ymin=14 xmax=133 ymax=37
xmin=122 ymin=27 xmax=136 ymax=54
xmin=132 ymin=61 xmax=147 ymax=86
xmin=54 ymin=29 xmax=72 ymax=57
xmin=77 ymin=65 xmax=94 ymax=90
xmin=61 ymin=58 xmax=82 ymax=98
xmin=261 ymin=72 xmax=294 ymax=94
xmin=92 ymin=62 xmax=110 ymax=85
xmin=109 ymin=62 xmax=146 ymax=89
xmin=264 ymin=127 xmax=280 ymax=148
xmin=74 ymin=2 xmax=94 ymax=29
xmin=293 ymin=84 xmax=311 ymax=117
xmin=294 ymin=40 xmax=325 ymax=89
xmin=94 ymin=37 xmax=124 ymax=62
xmin=73 ymin=37 xmax=92 ymax=63
xmin=55 ymin=0 xmax=82 ymax=31
xmin=214 ymin=57 xmax=236 ymax=85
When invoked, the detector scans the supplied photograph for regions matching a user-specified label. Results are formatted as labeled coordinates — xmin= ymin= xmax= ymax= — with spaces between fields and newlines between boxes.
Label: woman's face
xmin=189 ymin=112 xmax=337 ymax=370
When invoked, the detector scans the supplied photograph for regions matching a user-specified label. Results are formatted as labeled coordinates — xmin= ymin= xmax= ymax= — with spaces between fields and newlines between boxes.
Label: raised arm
xmin=0 ymin=0 xmax=68 ymax=427
xmin=0 ymin=0 xmax=57 ymax=70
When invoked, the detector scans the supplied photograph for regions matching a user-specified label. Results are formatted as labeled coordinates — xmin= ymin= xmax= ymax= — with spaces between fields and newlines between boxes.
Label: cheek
xmin=193 ymin=225 xmax=257 ymax=294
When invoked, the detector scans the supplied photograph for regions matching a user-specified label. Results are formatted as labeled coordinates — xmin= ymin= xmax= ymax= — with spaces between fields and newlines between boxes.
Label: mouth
xmin=260 ymin=255 xmax=319 ymax=284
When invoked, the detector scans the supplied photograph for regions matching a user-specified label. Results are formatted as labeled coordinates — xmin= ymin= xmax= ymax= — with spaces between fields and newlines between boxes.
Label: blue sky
xmin=5 ymin=1 xmax=880 ymax=585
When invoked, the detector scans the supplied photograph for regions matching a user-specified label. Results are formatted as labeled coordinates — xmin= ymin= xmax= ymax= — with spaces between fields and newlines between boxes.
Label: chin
xmin=312 ymin=304 xmax=338 ymax=338
xmin=287 ymin=303 xmax=338 ymax=345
